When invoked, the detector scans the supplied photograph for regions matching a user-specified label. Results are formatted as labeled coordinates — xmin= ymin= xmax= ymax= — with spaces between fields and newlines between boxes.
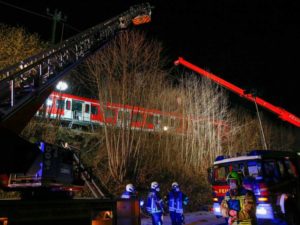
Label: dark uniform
xmin=146 ymin=181 xmax=164 ymax=225
xmin=167 ymin=182 xmax=188 ymax=225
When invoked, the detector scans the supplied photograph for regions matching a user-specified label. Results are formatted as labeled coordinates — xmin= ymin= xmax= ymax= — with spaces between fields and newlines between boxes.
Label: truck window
xmin=213 ymin=166 xmax=228 ymax=183
xmin=263 ymin=160 xmax=281 ymax=184
xmin=284 ymin=159 xmax=298 ymax=178
xmin=276 ymin=160 xmax=285 ymax=177
xmin=247 ymin=161 xmax=262 ymax=179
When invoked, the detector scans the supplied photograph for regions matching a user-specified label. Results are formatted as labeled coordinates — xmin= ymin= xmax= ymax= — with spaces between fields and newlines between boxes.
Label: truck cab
xmin=0 ymin=141 xmax=84 ymax=198
xmin=208 ymin=150 xmax=300 ymax=224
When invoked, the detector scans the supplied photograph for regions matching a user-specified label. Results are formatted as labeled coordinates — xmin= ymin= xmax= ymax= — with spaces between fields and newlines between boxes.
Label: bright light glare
xmin=214 ymin=206 xmax=220 ymax=213
xmin=46 ymin=99 xmax=53 ymax=106
xmin=140 ymin=200 xmax=144 ymax=207
xmin=163 ymin=126 xmax=168 ymax=131
xmin=56 ymin=81 xmax=68 ymax=91
xmin=256 ymin=207 xmax=267 ymax=215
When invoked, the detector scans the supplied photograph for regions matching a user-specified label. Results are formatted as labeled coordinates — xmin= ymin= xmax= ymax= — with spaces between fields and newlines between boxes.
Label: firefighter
xmin=220 ymin=171 xmax=257 ymax=225
xmin=120 ymin=183 xmax=137 ymax=199
xmin=166 ymin=182 xmax=189 ymax=225
xmin=146 ymin=181 xmax=164 ymax=225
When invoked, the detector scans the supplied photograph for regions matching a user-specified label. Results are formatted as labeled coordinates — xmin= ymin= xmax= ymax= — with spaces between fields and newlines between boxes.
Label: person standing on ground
xmin=220 ymin=171 xmax=257 ymax=225
xmin=166 ymin=182 xmax=189 ymax=225
xmin=146 ymin=181 xmax=164 ymax=225
xmin=120 ymin=183 xmax=137 ymax=199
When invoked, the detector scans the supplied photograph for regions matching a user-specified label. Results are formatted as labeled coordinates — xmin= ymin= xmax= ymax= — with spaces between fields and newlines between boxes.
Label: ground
xmin=141 ymin=211 xmax=226 ymax=225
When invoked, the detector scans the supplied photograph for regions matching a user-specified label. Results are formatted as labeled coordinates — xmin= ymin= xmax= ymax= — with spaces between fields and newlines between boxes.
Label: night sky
xmin=1 ymin=0 xmax=300 ymax=119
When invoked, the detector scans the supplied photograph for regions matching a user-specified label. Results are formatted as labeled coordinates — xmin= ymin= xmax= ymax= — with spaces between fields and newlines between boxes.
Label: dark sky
xmin=1 ymin=0 xmax=300 ymax=119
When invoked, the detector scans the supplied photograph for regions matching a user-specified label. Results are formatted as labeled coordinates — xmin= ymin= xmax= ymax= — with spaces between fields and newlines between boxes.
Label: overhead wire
xmin=0 ymin=0 xmax=81 ymax=32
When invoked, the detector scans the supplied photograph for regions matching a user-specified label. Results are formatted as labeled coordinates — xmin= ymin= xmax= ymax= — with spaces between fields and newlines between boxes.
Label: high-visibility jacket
xmin=220 ymin=188 xmax=257 ymax=225
xmin=167 ymin=190 xmax=188 ymax=213
xmin=146 ymin=189 xmax=164 ymax=214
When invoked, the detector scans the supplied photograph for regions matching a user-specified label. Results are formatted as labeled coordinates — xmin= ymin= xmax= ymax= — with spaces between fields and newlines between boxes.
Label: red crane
xmin=174 ymin=57 xmax=300 ymax=128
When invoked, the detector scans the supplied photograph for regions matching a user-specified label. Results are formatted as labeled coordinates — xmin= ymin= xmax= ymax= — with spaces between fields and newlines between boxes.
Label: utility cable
xmin=0 ymin=0 xmax=51 ymax=20
xmin=0 ymin=0 xmax=81 ymax=32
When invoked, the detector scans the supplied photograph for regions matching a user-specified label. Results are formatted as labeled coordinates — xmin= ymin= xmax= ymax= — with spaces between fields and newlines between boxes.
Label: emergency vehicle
xmin=208 ymin=150 xmax=300 ymax=224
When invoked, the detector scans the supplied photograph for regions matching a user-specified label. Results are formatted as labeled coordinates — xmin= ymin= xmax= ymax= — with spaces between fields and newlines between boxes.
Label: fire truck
xmin=208 ymin=150 xmax=300 ymax=224
xmin=175 ymin=58 xmax=300 ymax=224
xmin=0 ymin=2 xmax=152 ymax=195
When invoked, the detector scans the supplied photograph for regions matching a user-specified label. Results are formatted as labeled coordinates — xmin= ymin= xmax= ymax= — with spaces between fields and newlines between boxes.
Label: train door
xmin=153 ymin=115 xmax=161 ymax=131
xmin=72 ymin=100 xmax=83 ymax=121
xmin=83 ymin=102 xmax=91 ymax=122
xmin=117 ymin=110 xmax=131 ymax=128
xmin=64 ymin=98 xmax=72 ymax=120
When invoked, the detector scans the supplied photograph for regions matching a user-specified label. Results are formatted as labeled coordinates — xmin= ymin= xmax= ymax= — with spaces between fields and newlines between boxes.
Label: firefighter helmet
xmin=172 ymin=182 xmax=179 ymax=188
xmin=126 ymin=183 xmax=135 ymax=193
xmin=151 ymin=181 xmax=159 ymax=189
xmin=226 ymin=171 xmax=242 ymax=186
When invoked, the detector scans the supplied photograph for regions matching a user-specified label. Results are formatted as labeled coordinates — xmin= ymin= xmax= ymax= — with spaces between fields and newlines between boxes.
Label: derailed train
xmin=37 ymin=91 xmax=229 ymax=135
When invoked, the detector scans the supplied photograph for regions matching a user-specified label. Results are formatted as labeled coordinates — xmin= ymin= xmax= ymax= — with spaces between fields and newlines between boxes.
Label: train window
xmin=91 ymin=105 xmax=98 ymax=115
xmin=153 ymin=115 xmax=160 ymax=125
xmin=72 ymin=101 xmax=82 ymax=111
xmin=66 ymin=100 xmax=71 ymax=110
xmin=146 ymin=114 xmax=154 ymax=123
xmin=162 ymin=117 xmax=169 ymax=125
xmin=104 ymin=108 xmax=115 ymax=118
xmin=173 ymin=118 xmax=181 ymax=128
xmin=118 ymin=111 xmax=130 ymax=121
xmin=170 ymin=118 xmax=175 ymax=127
xmin=132 ymin=112 xmax=143 ymax=122
xmin=85 ymin=104 xmax=90 ymax=113
xmin=56 ymin=99 xmax=65 ymax=109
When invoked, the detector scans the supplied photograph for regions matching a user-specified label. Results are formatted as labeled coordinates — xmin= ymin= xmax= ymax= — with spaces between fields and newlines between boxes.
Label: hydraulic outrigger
xmin=175 ymin=57 xmax=300 ymax=128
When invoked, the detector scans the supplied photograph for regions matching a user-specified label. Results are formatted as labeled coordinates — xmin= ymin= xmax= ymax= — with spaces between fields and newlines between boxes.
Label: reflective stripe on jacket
xmin=168 ymin=191 xmax=185 ymax=213
xmin=220 ymin=188 xmax=257 ymax=225
xmin=146 ymin=190 xmax=163 ymax=214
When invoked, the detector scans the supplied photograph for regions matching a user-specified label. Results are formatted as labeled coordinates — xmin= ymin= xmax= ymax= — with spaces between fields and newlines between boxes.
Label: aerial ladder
xmin=0 ymin=4 xmax=151 ymax=224
xmin=0 ymin=3 xmax=152 ymax=176
xmin=175 ymin=57 xmax=300 ymax=128
xmin=0 ymin=3 xmax=152 ymax=134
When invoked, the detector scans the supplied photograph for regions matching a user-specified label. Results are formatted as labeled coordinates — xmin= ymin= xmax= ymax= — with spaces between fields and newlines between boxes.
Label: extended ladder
xmin=0 ymin=3 xmax=152 ymax=133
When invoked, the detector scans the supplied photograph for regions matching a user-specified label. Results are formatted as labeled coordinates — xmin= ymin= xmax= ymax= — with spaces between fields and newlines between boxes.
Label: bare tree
xmin=83 ymin=30 xmax=168 ymax=182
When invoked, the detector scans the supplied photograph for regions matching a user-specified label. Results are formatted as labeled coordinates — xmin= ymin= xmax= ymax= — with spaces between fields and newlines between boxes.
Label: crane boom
xmin=0 ymin=3 xmax=152 ymax=134
xmin=174 ymin=57 xmax=300 ymax=127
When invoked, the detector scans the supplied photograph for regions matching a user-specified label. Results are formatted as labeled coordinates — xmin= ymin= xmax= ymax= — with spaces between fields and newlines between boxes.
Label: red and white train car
xmin=38 ymin=91 xmax=228 ymax=135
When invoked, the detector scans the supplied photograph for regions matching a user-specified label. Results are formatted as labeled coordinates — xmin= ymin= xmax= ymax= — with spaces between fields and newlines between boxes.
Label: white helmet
xmin=126 ymin=183 xmax=135 ymax=193
xmin=151 ymin=181 xmax=159 ymax=190
xmin=172 ymin=182 xmax=179 ymax=188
